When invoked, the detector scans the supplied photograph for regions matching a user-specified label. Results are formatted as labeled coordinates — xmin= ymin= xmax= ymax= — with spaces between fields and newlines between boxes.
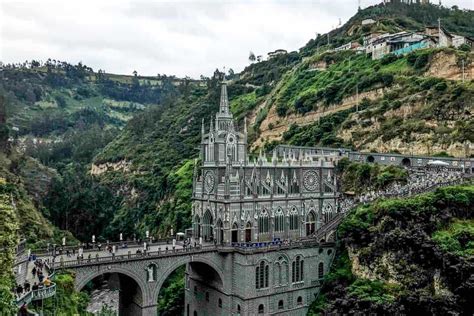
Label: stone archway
xmin=152 ymin=256 xmax=227 ymax=316
xmin=401 ymin=157 xmax=411 ymax=167
xmin=367 ymin=155 xmax=375 ymax=163
xmin=76 ymin=268 xmax=146 ymax=316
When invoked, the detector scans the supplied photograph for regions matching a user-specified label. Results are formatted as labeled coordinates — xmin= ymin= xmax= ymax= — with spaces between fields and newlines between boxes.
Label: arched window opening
xmin=194 ymin=286 xmax=197 ymax=295
xmin=258 ymin=304 xmax=264 ymax=314
xmin=275 ymin=208 xmax=284 ymax=232
xmin=318 ymin=262 xmax=324 ymax=279
xmin=297 ymin=296 xmax=303 ymax=305
xmin=237 ymin=304 xmax=241 ymax=315
xmin=202 ymin=209 xmax=213 ymax=242
xmin=256 ymin=261 xmax=269 ymax=289
xmin=274 ymin=262 xmax=280 ymax=286
xmin=258 ymin=209 xmax=269 ymax=234
xmin=218 ymin=298 xmax=222 ymax=308
xmin=231 ymin=222 xmax=239 ymax=243
xmin=194 ymin=311 xmax=197 ymax=316
xmin=187 ymin=304 xmax=190 ymax=316
xmin=292 ymin=256 xmax=304 ymax=282
xmin=245 ymin=221 xmax=252 ymax=243
xmin=205 ymin=292 xmax=209 ymax=302
xmin=278 ymin=300 xmax=284 ymax=310
xmin=289 ymin=208 xmax=299 ymax=230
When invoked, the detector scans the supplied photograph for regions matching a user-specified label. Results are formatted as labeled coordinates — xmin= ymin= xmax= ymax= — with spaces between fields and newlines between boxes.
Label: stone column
xmin=141 ymin=304 xmax=158 ymax=316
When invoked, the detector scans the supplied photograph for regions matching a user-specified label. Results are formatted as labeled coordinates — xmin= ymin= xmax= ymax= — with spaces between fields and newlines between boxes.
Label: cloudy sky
xmin=1 ymin=0 xmax=472 ymax=78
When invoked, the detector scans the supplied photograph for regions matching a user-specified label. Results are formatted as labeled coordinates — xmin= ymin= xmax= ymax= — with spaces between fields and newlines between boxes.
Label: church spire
xmin=201 ymin=118 xmax=205 ymax=140
xmin=219 ymin=82 xmax=230 ymax=115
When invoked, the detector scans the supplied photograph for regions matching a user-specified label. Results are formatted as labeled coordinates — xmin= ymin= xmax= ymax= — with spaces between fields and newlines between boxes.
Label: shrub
xmin=458 ymin=43 xmax=471 ymax=52
xmin=276 ymin=103 xmax=288 ymax=117
xmin=413 ymin=53 xmax=430 ymax=70
xmin=55 ymin=95 xmax=67 ymax=108
xmin=434 ymin=81 xmax=448 ymax=91
xmin=380 ymin=54 xmax=399 ymax=65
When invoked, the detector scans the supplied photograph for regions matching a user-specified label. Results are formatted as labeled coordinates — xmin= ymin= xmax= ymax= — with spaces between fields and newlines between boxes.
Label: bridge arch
xmin=76 ymin=266 xmax=146 ymax=293
xmin=76 ymin=267 xmax=147 ymax=316
xmin=152 ymin=255 xmax=227 ymax=306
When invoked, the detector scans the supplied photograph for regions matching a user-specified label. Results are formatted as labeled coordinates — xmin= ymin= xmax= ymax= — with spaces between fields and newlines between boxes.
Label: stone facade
xmin=185 ymin=246 xmax=335 ymax=316
xmin=192 ymin=83 xmax=339 ymax=244
xmin=69 ymin=243 xmax=335 ymax=316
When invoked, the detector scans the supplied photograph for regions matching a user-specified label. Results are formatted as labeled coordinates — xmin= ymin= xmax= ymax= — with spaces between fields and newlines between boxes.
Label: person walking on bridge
xmin=43 ymin=277 xmax=51 ymax=287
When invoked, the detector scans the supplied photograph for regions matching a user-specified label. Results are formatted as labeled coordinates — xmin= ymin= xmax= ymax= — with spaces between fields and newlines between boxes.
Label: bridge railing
xmin=32 ymin=238 xmax=176 ymax=257
xmin=48 ymin=238 xmax=336 ymax=269
xmin=50 ymin=244 xmax=220 ymax=269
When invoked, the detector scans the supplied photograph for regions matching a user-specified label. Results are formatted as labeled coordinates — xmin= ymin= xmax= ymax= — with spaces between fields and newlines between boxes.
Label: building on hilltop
xmin=191 ymin=82 xmax=339 ymax=244
xmin=267 ymin=49 xmax=287 ymax=59
xmin=425 ymin=25 xmax=453 ymax=47
xmin=452 ymin=35 xmax=474 ymax=50
xmin=368 ymin=31 xmax=436 ymax=59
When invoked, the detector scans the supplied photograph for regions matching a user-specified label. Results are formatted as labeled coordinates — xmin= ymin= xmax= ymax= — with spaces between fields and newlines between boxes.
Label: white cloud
xmin=1 ymin=0 xmax=472 ymax=78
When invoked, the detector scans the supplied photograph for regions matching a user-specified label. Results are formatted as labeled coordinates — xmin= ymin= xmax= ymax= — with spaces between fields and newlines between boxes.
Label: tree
xmin=227 ymin=68 xmax=235 ymax=80
xmin=249 ymin=51 xmax=256 ymax=63
xmin=458 ymin=43 xmax=471 ymax=52
xmin=0 ymin=96 xmax=8 ymax=151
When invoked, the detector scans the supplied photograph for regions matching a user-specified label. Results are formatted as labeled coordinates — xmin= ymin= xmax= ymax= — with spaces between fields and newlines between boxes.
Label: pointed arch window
xmin=289 ymin=207 xmax=299 ymax=230
xmin=305 ymin=211 xmax=316 ymax=236
xmin=258 ymin=209 xmax=269 ymax=234
xmin=274 ymin=208 xmax=285 ymax=232
xmin=256 ymin=261 xmax=269 ymax=289
xmin=202 ymin=209 xmax=213 ymax=241
xmin=292 ymin=255 xmax=304 ymax=283
xmin=318 ymin=262 xmax=324 ymax=279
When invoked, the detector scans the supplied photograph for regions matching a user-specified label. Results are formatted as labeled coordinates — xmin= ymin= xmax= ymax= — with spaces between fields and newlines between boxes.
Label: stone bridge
xmin=275 ymin=145 xmax=474 ymax=171
xmin=46 ymin=240 xmax=335 ymax=316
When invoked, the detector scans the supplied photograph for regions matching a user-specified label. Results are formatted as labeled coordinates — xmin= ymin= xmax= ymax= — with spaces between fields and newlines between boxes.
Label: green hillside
xmin=309 ymin=185 xmax=474 ymax=315
xmin=0 ymin=2 xmax=473 ymax=314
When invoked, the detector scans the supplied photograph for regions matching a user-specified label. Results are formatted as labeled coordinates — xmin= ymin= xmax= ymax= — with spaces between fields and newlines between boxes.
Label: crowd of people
xmin=15 ymin=258 xmax=52 ymax=299
xmin=339 ymin=167 xmax=467 ymax=213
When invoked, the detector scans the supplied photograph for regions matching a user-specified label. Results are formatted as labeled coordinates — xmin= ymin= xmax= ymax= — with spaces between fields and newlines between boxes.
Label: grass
xmin=432 ymin=219 xmax=474 ymax=257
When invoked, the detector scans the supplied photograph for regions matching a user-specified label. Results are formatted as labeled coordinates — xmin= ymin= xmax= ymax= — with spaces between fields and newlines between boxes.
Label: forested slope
xmin=309 ymin=185 xmax=474 ymax=315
